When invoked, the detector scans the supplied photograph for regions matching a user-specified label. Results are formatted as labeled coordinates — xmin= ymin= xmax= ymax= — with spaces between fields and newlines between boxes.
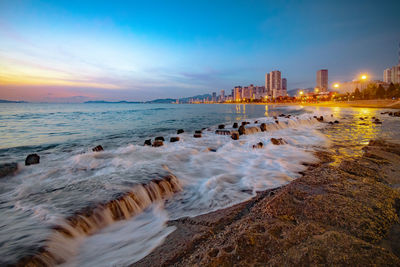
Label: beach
xmin=1 ymin=103 xmax=400 ymax=266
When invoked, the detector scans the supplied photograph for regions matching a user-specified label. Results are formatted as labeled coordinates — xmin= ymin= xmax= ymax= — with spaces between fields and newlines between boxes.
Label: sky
xmin=0 ymin=0 xmax=399 ymax=102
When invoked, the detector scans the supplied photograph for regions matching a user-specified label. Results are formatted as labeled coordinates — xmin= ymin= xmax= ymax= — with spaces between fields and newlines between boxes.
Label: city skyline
xmin=0 ymin=0 xmax=400 ymax=102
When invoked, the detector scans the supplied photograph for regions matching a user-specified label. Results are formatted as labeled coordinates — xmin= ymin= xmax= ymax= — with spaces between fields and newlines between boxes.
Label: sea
xmin=1 ymin=103 xmax=399 ymax=266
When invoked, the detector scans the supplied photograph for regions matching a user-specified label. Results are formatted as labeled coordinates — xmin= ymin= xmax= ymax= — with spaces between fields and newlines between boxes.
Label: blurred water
xmin=1 ymin=103 xmax=400 ymax=266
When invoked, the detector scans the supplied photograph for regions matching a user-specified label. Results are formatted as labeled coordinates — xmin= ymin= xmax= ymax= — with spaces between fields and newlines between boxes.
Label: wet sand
xmin=136 ymin=139 xmax=400 ymax=266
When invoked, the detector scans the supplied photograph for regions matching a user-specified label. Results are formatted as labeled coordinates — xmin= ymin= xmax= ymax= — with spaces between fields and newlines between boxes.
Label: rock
xmin=394 ymin=112 xmax=400 ymax=117
xmin=25 ymin=154 xmax=40 ymax=166
xmin=273 ymin=116 xmax=278 ymax=120
xmin=260 ymin=123 xmax=267 ymax=132
xmin=152 ymin=140 xmax=163 ymax=147
xmin=144 ymin=139 xmax=152 ymax=146
xmin=195 ymin=130 xmax=202 ymax=134
xmin=331 ymin=114 xmax=333 ymax=117
xmin=279 ymin=114 xmax=286 ymax=117
xmin=231 ymin=131 xmax=239 ymax=140
xmin=389 ymin=112 xmax=393 ymax=116
xmin=381 ymin=112 xmax=388 ymax=115
xmin=155 ymin=136 xmax=165 ymax=141
xmin=232 ymin=122 xmax=238 ymax=128
xmin=245 ymin=127 xmax=261 ymax=134
xmin=254 ymin=120 xmax=258 ymax=124
xmin=270 ymin=138 xmax=286 ymax=145
xmin=92 ymin=145 xmax=104 ymax=152
xmin=372 ymin=117 xmax=376 ymax=119
xmin=275 ymin=120 xmax=279 ymax=124
xmin=218 ymin=124 xmax=225 ymax=129
xmin=207 ymin=148 xmax=217 ymax=152
xmin=0 ymin=163 xmax=18 ymax=178
xmin=317 ymin=116 xmax=324 ymax=122
xmin=241 ymin=121 xmax=249 ymax=126
xmin=194 ymin=133 xmax=202 ymax=138
xmin=215 ymin=130 xmax=231 ymax=135
xmin=238 ymin=125 xmax=246 ymax=135
xmin=334 ymin=120 xmax=339 ymax=124
xmin=170 ymin=137 xmax=180 ymax=142
xmin=328 ymin=122 xmax=334 ymax=125
xmin=177 ymin=129 xmax=184 ymax=134
xmin=285 ymin=115 xmax=291 ymax=118
xmin=360 ymin=117 xmax=364 ymax=120
xmin=253 ymin=142 xmax=263 ymax=149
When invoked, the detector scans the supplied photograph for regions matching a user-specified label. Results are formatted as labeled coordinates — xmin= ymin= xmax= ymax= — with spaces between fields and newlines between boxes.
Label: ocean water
xmin=0 ymin=103 xmax=399 ymax=266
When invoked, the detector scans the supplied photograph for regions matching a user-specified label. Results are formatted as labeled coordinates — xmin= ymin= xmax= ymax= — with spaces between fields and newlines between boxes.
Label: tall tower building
xmin=282 ymin=78 xmax=287 ymax=94
xmin=384 ymin=68 xmax=392 ymax=83
xmin=220 ymin=90 xmax=225 ymax=101
xmin=269 ymin=70 xmax=282 ymax=98
xmin=316 ymin=69 xmax=328 ymax=92
xmin=212 ymin=92 xmax=217 ymax=102
xmin=265 ymin=73 xmax=271 ymax=95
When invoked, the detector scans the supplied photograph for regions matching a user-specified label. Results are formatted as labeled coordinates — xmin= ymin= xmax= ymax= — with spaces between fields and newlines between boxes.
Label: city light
xmin=333 ymin=83 xmax=339 ymax=88
xmin=299 ymin=91 xmax=304 ymax=95
xmin=361 ymin=75 xmax=367 ymax=80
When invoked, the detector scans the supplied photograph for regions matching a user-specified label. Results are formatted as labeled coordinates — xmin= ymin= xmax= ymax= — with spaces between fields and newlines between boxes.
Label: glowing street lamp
xmin=299 ymin=91 xmax=304 ymax=95
xmin=361 ymin=75 xmax=367 ymax=80
xmin=333 ymin=83 xmax=339 ymax=89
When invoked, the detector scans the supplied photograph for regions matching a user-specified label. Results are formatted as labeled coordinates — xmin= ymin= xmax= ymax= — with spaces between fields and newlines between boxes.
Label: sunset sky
xmin=0 ymin=0 xmax=399 ymax=102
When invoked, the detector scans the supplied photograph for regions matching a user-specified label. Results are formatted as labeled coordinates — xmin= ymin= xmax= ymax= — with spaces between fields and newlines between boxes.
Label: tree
xmin=354 ymin=88 xmax=361 ymax=99
xmin=376 ymin=84 xmax=386 ymax=99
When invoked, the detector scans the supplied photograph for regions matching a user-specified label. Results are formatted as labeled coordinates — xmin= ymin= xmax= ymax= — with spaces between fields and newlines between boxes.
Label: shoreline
xmin=136 ymin=139 xmax=400 ymax=266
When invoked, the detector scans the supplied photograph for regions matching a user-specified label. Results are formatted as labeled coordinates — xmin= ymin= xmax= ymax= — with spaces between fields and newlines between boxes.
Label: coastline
xmin=136 ymin=139 xmax=400 ymax=266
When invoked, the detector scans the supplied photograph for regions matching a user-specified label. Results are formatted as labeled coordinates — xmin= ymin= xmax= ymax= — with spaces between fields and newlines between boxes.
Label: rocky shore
xmin=135 ymin=139 xmax=400 ymax=266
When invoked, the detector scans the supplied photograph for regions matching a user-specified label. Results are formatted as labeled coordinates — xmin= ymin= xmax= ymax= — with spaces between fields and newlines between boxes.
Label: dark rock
xmin=253 ymin=142 xmax=264 ymax=149
xmin=238 ymin=125 xmax=246 ymax=135
xmin=0 ymin=163 xmax=18 ymax=178
xmin=241 ymin=121 xmax=250 ymax=126
xmin=273 ymin=116 xmax=278 ymax=120
xmin=177 ymin=129 xmax=184 ymax=134
xmin=231 ymin=132 xmax=239 ymax=140
xmin=218 ymin=124 xmax=225 ymax=129
xmin=279 ymin=114 xmax=286 ymax=117
xmin=144 ymin=139 xmax=152 ymax=146
xmin=170 ymin=137 xmax=180 ymax=142
xmin=215 ymin=130 xmax=231 ymax=135
xmin=195 ymin=130 xmax=202 ymax=134
xmin=152 ymin=140 xmax=163 ymax=147
xmin=360 ymin=117 xmax=364 ymax=120
xmin=328 ymin=121 xmax=334 ymax=125
xmin=92 ymin=145 xmax=104 ymax=152
xmin=270 ymin=138 xmax=286 ymax=145
xmin=381 ymin=112 xmax=388 ymax=115
xmin=25 ymin=154 xmax=40 ymax=166
xmin=331 ymin=114 xmax=333 ymax=117
xmin=275 ymin=120 xmax=279 ymax=124
xmin=155 ymin=136 xmax=165 ymax=141
xmin=389 ymin=112 xmax=393 ymax=116
xmin=317 ymin=116 xmax=324 ymax=122
xmin=207 ymin=148 xmax=217 ymax=152
xmin=232 ymin=122 xmax=238 ymax=128
xmin=260 ymin=123 xmax=267 ymax=132
xmin=194 ymin=133 xmax=202 ymax=138
xmin=254 ymin=120 xmax=258 ymax=124
xmin=334 ymin=120 xmax=339 ymax=124
xmin=394 ymin=112 xmax=400 ymax=117
xmin=372 ymin=117 xmax=376 ymax=119
xmin=202 ymin=128 xmax=206 ymax=130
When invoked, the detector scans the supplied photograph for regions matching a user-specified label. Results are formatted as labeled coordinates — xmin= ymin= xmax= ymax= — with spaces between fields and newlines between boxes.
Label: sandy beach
xmin=136 ymin=128 xmax=400 ymax=266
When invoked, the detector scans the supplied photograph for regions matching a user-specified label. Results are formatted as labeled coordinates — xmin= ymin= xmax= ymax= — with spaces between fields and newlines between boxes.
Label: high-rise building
xmin=384 ymin=68 xmax=392 ymax=83
xmin=316 ymin=69 xmax=328 ymax=92
xmin=233 ymin=86 xmax=242 ymax=101
xmin=265 ymin=73 xmax=271 ymax=94
xmin=282 ymin=78 xmax=287 ymax=92
xmin=220 ymin=89 xmax=225 ymax=101
xmin=269 ymin=70 xmax=282 ymax=98
xmin=212 ymin=92 xmax=217 ymax=102
xmin=392 ymin=65 xmax=400 ymax=84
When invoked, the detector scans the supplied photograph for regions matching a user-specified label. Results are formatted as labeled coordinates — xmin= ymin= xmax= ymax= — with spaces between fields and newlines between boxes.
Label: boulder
xmin=218 ymin=124 xmax=225 ymax=129
xmin=206 ymin=148 xmax=217 ymax=152
xmin=152 ymin=140 xmax=164 ymax=147
xmin=155 ymin=136 xmax=165 ymax=141
xmin=275 ymin=120 xmax=279 ymax=124
xmin=25 ymin=154 xmax=40 ymax=166
xmin=334 ymin=120 xmax=339 ymax=124
xmin=254 ymin=120 xmax=258 ymax=124
xmin=177 ymin=129 xmax=184 ymax=134
xmin=359 ymin=117 xmax=364 ymax=120
xmin=195 ymin=130 xmax=202 ymax=134
xmin=260 ymin=123 xmax=267 ymax=132
xmin=231 ymin=131 xmax=239 ymax=140
xmin=194 ymin=133 xmax=202 ymax=138
xmin=232 ymin=122 xmax=238 ymax=128
xmin=273 ymin=116 xmax=278 ymax=120
xmin=270 ymin=138 xmax=287 ymax=145
xmin=245 ymin=127 xmax=261 ymax=134
xmin=252 ymin=142 xmax=263 ymax=149
xmin=317 ymin=116 xmax=324 ymax=122
xmin=215 ymin=129 xmax=231 ymax=135
xmin=0 ymin=163 xmax=18 ymax=178
xmin=238 ymin=125 xmax=246 ymax=135
xmin=92 ymin=145 xmax=104 ymax=152
xmin=170 ymin=137 xmax=180 ymax=142
xmin=144 ymin=139 xmax=152 ymax=146
xmin=328 ymin=122 xmax=334 ymax=125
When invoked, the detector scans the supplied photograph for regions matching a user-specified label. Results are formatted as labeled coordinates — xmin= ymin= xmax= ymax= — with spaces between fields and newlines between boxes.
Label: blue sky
xmin=0 ymin=0 xmax=399 ymax=101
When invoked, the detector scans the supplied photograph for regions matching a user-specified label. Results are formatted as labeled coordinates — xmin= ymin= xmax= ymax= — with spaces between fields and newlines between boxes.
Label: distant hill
xmin=0 ymin=99 xmax=28 ymax=103
xmin=145 ymin=98 xmax=177 ymax=104
xmin=84 ymin=100 xmax=143 ymax=104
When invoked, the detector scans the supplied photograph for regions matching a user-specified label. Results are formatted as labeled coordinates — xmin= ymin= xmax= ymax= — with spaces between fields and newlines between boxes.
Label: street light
xmin=361 ymin=75 xmax=367 ymax=80
xmin=333 ymin=83 xmax=339 ymax=88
